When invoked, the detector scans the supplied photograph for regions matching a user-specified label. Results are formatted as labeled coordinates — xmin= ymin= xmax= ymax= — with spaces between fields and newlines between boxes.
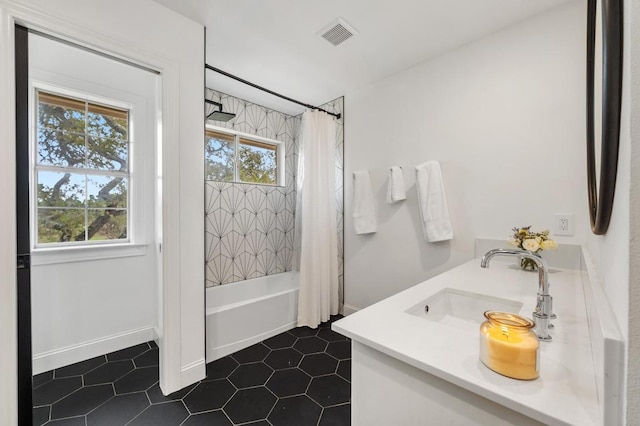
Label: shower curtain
xmin=295 ymin=110 xmax=339 ymax=328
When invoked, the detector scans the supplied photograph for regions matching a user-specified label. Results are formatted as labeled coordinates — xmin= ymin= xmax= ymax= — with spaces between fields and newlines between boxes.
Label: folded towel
xmin=415 ymin=161 xmax=453 ymax=242
xmin=352 ymin=170 xmax=377 ymax=234
xmin=386 ymin=166 xmax=406 ymax=203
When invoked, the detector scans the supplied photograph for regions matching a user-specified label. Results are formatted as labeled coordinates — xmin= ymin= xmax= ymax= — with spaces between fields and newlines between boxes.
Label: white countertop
xmin=333 ymin=259 xmax=600 ymax=426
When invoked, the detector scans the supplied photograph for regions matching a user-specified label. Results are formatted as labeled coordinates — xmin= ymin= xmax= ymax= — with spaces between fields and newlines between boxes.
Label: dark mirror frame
xmin=586 ymin=0 xmax=624 ymax=235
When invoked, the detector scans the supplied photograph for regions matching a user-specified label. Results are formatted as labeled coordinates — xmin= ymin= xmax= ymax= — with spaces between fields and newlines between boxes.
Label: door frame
xmin=14 ymin=23 xmax=32 ymax=426
xmin=0 ymin=1 xmax=206 ymax=424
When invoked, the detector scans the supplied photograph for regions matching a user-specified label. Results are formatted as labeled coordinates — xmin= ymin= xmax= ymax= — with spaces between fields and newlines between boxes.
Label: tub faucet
xmin=480 ymin=248 xmax=553 ymax=341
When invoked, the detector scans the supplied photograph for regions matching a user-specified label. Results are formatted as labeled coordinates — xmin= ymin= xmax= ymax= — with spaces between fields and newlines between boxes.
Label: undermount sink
xmin=406 ymin=288 xmax=523 ymax=325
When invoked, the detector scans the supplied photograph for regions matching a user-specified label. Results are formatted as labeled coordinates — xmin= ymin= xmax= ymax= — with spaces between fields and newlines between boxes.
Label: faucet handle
xmin=532 ymin=311 xmax=552 ymax=341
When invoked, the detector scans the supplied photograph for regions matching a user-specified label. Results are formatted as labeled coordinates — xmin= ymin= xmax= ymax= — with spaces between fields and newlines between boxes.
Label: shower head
xmin=208 ymin=110 xmax=236 ymax=122
xmin=205 ymin=100 xmax=236 ymax=123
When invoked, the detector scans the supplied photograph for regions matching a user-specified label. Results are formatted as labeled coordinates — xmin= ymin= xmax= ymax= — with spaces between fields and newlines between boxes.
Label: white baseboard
xmin=32 ymin=326 xmax=155 ymax=375
xmin=342 ymin=304 xmax=360 ymax=316
xmin=206 ymin=321 xmax=296 ymax=363
xmin=181 ymin=358 xmax=206 ymax=388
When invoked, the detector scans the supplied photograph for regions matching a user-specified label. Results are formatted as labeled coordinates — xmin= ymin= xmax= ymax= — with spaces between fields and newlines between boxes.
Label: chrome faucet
xmin=480 ymin=248 xmax=553 ymax=341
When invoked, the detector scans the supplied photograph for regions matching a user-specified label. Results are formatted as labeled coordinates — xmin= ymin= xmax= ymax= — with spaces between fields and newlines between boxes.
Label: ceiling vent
xmin=319 ymin=18 xmax=357 ymax=47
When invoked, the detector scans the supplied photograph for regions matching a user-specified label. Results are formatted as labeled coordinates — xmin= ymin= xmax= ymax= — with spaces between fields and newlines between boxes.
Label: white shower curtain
xmin=295 ymin=110 xmax=339 ymax=328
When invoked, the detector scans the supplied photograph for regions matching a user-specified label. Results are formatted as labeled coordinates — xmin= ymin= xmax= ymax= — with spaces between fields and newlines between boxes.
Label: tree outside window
xmin=205 ymin=130 xmax=279 ymax=186
xmin=36 ymin=91 xmax=129 ymax=244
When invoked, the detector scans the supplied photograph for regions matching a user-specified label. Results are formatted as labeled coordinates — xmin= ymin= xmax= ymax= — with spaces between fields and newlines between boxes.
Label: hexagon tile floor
xmin=32 ymin=315 xmax=351 ymax=426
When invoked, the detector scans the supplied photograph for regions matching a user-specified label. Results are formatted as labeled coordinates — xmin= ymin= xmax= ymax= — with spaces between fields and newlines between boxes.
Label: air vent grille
xmin=319 ymin=18 xmax=357 ymax=47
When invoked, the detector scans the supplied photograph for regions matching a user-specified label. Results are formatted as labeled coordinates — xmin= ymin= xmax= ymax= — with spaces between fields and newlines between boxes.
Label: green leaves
xmin=205 ymin=130 xmax=278 ymax=185
xmin=36 ymin=91 xmax=129 ymax=244
xmin=237 ymin=143 xmax=276 ymax=185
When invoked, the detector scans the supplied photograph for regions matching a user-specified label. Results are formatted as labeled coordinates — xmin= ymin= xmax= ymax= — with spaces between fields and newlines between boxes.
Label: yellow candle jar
xmin=479 ymin=311 xmax=540 ymax=380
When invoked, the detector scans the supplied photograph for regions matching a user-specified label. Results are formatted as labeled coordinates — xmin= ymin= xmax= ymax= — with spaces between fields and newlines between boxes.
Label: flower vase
xmin=520 ymin=257 xmax=538 ymax=271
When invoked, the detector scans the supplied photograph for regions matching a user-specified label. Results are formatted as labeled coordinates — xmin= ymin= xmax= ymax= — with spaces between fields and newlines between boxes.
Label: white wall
xmin=344 ymin=2 xmax=587 ymax=310
xmin=0 ymin=1 xmax=205 ymax=423
xmin=628 ymin=0 xmax=640 ymax=421
xmin=587 ymin=0 xmax=640 ymax=423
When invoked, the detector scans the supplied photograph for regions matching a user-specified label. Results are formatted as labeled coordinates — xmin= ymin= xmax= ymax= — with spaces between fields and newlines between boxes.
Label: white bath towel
xmin=415 ymin=161 xmax=453 ymax=242
xmin=386 ymin=166 xmax=406 ymax=203
xmin=352 ymin=170 xmax=377 ymax=234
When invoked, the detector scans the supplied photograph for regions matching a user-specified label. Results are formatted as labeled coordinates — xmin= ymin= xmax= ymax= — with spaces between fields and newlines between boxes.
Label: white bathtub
xmin=206 ymin=271 xmax=299 ymax=362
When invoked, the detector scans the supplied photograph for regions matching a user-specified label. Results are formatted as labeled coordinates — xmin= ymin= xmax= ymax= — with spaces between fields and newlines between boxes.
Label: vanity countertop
xmin=333 ymin=259 xmax=600 ymax=426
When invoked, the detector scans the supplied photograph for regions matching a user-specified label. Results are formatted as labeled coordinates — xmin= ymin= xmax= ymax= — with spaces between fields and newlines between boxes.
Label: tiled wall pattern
xmin=205 ymin=89 xmax=345 ymax=308
xmin=205 ymin=89 xmax=300 ymax=286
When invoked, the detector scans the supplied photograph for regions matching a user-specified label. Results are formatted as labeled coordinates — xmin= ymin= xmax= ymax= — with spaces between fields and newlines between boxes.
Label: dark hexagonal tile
xmin=128 ymin=401 xmax=189 ymax=426
xmin=337 ymin=360 xmax=351 ymax=382
xmin=133 ymin=348 xmax=159 ymax=368
xmin=263 ymin=332 xmax=297 ymax=349
xmin=83 ymin=360 xmax=134 ymax=386
xmin=183 ymin=379 xmax=235 ymax=413
xmin=204 ymin=356 xmax=239 ymax=381
xmin=223 ymin=387 xmax=276 ymax=424
xmin=55 ymin=356 xmax=106 ymax=378
xmin=86 ymin=391 xmax=149 ymax=426
xmin=229 ymin=362 xmax=273 ymax=388
xmin=32 ymin=370 xmax=54 ymax=389
xmin=299 ymin=353 xmax=338 ymax=377
xmin=148 ymin=340 xmax=158 ymax=349
xmin=307 ymin=375 xmax=351 ymax=407
xmin=287 ymin=326 xmax=317 ymax=338
xmin=326 ymin=340 xmax=351 ymax=360
xmin=146 ymin=382 xmax=197 ymax=404
xmin=32 ymin=376 xmax=83 ymax=406
xmin=264 ymin=348 xmax=303 ymax=370
xmin=319 ymin=315 xmax=343 ymax=327
xmin=268 ymin=395 xmax=322 ymax=426
xmin=33 ymin=405 xmax=50 ymax=426
xmin=266 ymin=368 xmax=311 ymax=397
xmin=47 ymin=417 xmax=86 ymax=425
xmin=114 ymin=366 xmax=158 ymax=394
xmin=182 ymin=410 xmax=233 ymax=426
xmin=50 ymin=384 xmax=114 ymax=419
xmin=293 ymin=337 xmax=327 ymax=354
xmin=231 ymin=343 xmax=270 ymax=363
xmin=106 ymin=343 xmax=150 ymax=362
xmin=319 ymin=403 xmax=350 ymax=426
xmin=317 ymin=328 xmax=348 ymax=342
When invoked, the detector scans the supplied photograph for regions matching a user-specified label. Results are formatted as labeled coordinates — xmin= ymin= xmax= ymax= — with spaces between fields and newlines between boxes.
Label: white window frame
xmin=29 ymin=81 xmax=147 ymax=264
xmin=205 ymin=125 xmax=285 ymax=187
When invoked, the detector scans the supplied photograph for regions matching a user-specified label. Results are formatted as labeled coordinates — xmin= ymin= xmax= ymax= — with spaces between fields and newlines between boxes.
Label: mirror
xmin=586 ymin=0 xmax=623 ymax=235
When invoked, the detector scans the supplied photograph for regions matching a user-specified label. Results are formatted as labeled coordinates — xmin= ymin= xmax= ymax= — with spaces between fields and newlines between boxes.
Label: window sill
xmin=31 ymin=243 xmax=150 ymax=266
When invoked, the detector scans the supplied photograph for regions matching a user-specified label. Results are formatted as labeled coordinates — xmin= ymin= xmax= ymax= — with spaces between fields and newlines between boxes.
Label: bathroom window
xmin=205 ymin=128 xmax=283 ymax=186
xmin=34 ymin=90 xmax=130 ymax=246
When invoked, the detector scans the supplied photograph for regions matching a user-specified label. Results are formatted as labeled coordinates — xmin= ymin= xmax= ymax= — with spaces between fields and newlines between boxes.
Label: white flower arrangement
xmin=508 ymin=226 xmax=557 ymax=270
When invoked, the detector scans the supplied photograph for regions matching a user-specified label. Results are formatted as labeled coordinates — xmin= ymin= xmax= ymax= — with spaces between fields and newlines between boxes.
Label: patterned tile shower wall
xmin=205 ymin=89 xmax=300 ymax=286
xmin=204 ymin=89 xmax=345 ymax=309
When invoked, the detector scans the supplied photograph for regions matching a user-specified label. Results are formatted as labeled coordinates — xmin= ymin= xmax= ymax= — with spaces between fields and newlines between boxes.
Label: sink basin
xmin=406 ymin=288 xmax=523 ymax=325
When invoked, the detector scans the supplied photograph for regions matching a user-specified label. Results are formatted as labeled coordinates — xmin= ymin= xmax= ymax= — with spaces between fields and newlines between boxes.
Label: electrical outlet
xmin=555 ymin=214 xmax=574 ymax=236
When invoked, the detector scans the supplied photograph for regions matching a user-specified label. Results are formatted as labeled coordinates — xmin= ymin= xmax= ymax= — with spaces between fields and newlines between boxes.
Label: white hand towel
xmin=352 ymin=170 xmax=377 ymax=234
xmin=415 ymin=161 xmax=453 ymax=242
xmin=386 ymin=166 xmax=406 ymax=203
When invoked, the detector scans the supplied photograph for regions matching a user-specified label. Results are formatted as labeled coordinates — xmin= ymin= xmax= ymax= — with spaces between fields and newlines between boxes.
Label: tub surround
xmin=205 ymin=89 xmax=300 ymax=287
xmin=333 ymin=250 xmax=623 ymax=425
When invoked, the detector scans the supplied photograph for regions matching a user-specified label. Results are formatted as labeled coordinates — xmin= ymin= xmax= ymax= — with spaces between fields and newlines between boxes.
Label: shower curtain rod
xmin=205 ymin=63 xmax=341 ymax=119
